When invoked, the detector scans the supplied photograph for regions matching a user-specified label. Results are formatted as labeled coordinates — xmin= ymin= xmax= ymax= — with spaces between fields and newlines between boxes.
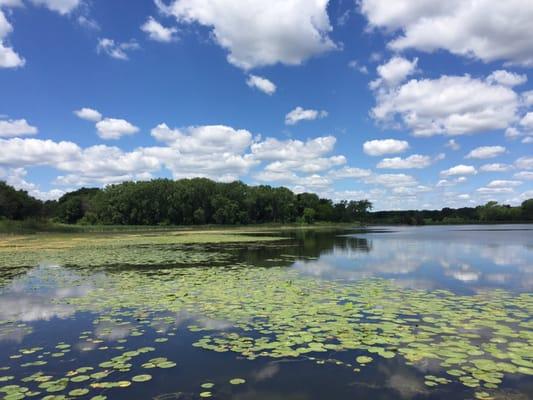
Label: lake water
xmin=0 ymin=225 xmax=532 ymax=400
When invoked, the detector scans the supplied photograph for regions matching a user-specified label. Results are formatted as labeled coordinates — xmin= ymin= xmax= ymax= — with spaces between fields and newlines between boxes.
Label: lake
xmin=0 ymin=225 xmax=532 ymax=400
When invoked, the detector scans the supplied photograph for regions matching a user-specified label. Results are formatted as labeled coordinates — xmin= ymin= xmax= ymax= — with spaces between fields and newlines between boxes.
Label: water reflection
xmin=293 ymin=225 xmax=533 ymax=293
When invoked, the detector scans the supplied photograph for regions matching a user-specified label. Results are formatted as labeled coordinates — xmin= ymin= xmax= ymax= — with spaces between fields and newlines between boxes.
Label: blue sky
xmin=0 ymin=0 xmax=532 ymax=210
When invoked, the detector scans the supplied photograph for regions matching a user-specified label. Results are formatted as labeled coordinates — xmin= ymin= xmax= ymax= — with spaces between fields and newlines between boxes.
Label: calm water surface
xmin=0 ymin=225 xmax=532 ymax=399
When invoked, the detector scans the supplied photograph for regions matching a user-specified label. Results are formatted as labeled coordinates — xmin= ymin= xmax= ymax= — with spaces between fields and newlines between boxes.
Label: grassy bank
xmin=0 ymin=219 xmax=359 ymax=235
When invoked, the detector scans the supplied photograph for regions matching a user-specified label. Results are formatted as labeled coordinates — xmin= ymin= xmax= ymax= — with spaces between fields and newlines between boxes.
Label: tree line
xmin=0 ymin=179 xmax=372 ymax=225
xmin=1 ymin=179 xmax=531 ymax=226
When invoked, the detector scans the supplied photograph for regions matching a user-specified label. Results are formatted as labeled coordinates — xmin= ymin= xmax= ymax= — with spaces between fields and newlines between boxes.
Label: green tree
xmin=303 ymin=208 xmax=316 ymax=224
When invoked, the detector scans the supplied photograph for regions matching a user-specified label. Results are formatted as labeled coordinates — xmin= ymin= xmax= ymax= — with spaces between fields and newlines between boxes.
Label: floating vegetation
xmin=0 ymin=232 xmax=532 ymax=399
xmin=0 ymin=231 xmax=282 ymax=269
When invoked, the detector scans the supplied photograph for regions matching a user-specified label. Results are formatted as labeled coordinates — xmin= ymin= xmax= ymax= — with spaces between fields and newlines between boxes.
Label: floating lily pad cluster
xmin=0 ymin=247 xmax=532 ymax=398
xmin=0 ymin=231 xmax=283 ymax=269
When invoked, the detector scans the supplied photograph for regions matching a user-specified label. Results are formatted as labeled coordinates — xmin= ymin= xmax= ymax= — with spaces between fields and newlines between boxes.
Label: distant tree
xmin=0 ymin=181 xmax=42 ymax=220
xmin=521 ymin=199 xmax=533 ymax=220
xmin=193 ymin=208 xmax=206 ymax=225
xmin=303 ymin=208 xmax=316 ymax=224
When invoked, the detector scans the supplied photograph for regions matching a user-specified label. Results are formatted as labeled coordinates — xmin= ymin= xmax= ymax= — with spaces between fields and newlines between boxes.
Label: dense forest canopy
xmin=1 ymin=179 xmax=532 ymax=225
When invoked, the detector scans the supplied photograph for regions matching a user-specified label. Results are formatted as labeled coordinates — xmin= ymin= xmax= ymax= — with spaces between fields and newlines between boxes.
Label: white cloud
xmin=74 ymin=107 xmax=102 ymax=122
xmin=365 ymin=173 xmax=418 ymax=188
xmin=264 ymin=156 xmax=345 ymax=175
xmin=515 ymin=157 xmax=533 ymax=170
xmin=158 ymin=0 xmax=336 ymax=69
xmin=514 ymin=171 xmax=533 ymax=180
xmin=487 ymin=70 xmax=527 ymax=87
xmin=360 ymin=0 xmax=533 ymax=66
xmin=520 ymin=112 xmax=533 ymax=130
xmin=477 ymin=182 xmax=518 ymax=195
xmin=246 ymin=75 xmax=276 ymax=95
xmin=96 ymin=118 xmax=139 ymax=140
xmin=348 ymin=60 xmax=368 ymax=74
xmin=285 ymin=107 xmax=328 ymax=125
xmin=363 ymin=139 xmax=409 ymax=156
xmin=97 ymin=38 xmax=140 ymax=60
xmin=377 ymin=154 xmax=432 ymax=169
xmin=0 ymin=138 xmax=81 ymax=167
xmin=0 ymin=138 xmax=160 ymax=187
xmin=152 ymin=123 xmax=252 ymax=154
xmin=441 ymin=164 xmax=477 ymax=176
xmin=0 ymin=10 xmax=24 ymax=68
xmin=445 ymin=139 xmax=460 ymax=150
xmin=505 ymin=127 xmax=522 ymax=140
xmin=141 ymin=17 xmax=177 ymax=42
xmin=1 ymin=167 xmax=65 ymax=200
xmin=480 ymin=163 xmax=512 ymax=172
xmin=29 ymin=0 xmax=81 ymax=15
xmin=370 ymin=56 xmax=417 ymax=88
xmin=522 ymin=91 xmax=533 ymax=107
xmin=0 ymin=119 xmax=37 ymax=137
xmin=0 ymin=1 xmax=24 ymax=6
xmin=372 ymin=74 xmax=519 ymax=136
xmin=465 ymin=145 xmax=506 ymax=159
xmin=77 ymin=15 xmax=100 ymax=31
xmin=329 ymin=166 xmax=372 ymax=179
xmin=485 ymin=180 xmax=522 ymax=188
xmin=255 ymin=170 xmax=332 ymax=192
xmin=251 ymin=136 xmax=336 ymax=161
xmin=149 ymin=123 xmax=256 ymax=180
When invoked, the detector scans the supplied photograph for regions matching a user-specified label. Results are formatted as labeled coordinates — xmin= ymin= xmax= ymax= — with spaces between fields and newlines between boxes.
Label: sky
xmin=0 ymin=0 xmax=532 ymax=210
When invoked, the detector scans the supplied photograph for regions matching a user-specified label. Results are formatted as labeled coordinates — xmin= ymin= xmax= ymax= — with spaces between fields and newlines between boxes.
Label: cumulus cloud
xmin=95 ymin=118 xmax=139 ymax=140
xmin=0 ymin=119 xmax=37 ymax=137
xmin=360 ymin=0 xmax=533 ymax=66
xmin=477 ymin=180 xmax=522 ymax=195
xmin=487 ymin=70 xmax=527 ymax=87
xmin=0 ymin=9 xmax=25 ymax=68
xmin=485 ymin=180 xmax=522 ymax=188
xmin=520 ymin=112 xmax=533 ymax=130
xmin=255 ymin=170 xmax=332 ymax=192
xmin=250 ymin=135 xmax=347 ymax=191
xmin=365 ymin=173 xmax=418 ymax=188
xmin=1 ymin=167 xmax=65 ymax=200
xmin=465 ymin=146 xmax=506 ymax=159
xmin=480 ymin=163 xmax=512 ymax=172
xmin=251 ymin=136 xmax=336 ymax=161
xmin=515 ymin=156 xmax=533 ymax=170
xmin=505 ymin=127 xmax=522 ymax=140
xmin=522 ymin=91 xmax=533 ymax=107
xmin=141 ymin=17 xmax=177 ymax=42
xmin=372 ymin=74 xmax=519 ymax=136
xmin=445 ymin=139 xmax=460 ymax=150
xmin=97 ymin=38 xmax=140 ymax=60
xmin=329 ymin=166 xmax=372 ymax=179
xmin=0 ymin=138 xmax=160 ymax=187
xmin=29 ymin=0 xmax=81 ymax=15
xmin=157 ymin=0 xmax=337 ymax=69
xmin=0 ymin=138 xmax=81 ymax=167
xmin=348 ymin=60 xmax=368 ymax=74
xmin=285 ymin=107 xmax=328 ymax=125
xmin=377 ymin=154 xmax=432 ymax=169
xmin=149 ymin=123 xmax=256 ymax=181
xmin=441 ymin=164 xmax=477 ymax=176
xmin=74 ymin=108 xmax=102 ymax=122
xmin=363 ymin=139 xmax=409 ymax=156
xmin=514 ymin=171 xmax=533 ymax=180
xmin=246 ymin=75 xmax=276 ymax=95
xmin=370 ymin=56 xmax=417 ymax=88
xmin=263 ymin=156 xmax=345 ymax=175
